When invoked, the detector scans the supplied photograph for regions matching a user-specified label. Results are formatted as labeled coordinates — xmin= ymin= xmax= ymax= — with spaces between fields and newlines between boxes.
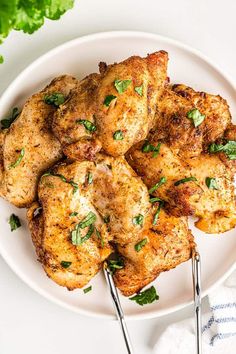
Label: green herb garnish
xmin=76 ymin=119 xmax=96 ymax=132
xmin=142 ymin=141 xmax=161 ymax=158
xmin=44 ymin=92 xmax=65 ymax=106
xmin=71 ymin=224 xmax=81 ymax=245
xmin=79 ymin=212 xmax=96 ymax=229
xmin=87 ymin=172 xmax=93 ymax=185
xmin=42 ymin=172 xmax=78 ymax=194
xmin=104 ymin=95 xmax=117 ymax=107
xmin=129 ymin=286 xmax=159 ymax=306
xmin=104 ymin=215 xmax=110 ymax=223
xmin=95 ymin=228 xmax=104 ymax=248
xmin=114 ymin=79 xmax=132 ymax=94
xmin=153 ymin=201 xmax=165 ymax=225
xmin=148 ymin=177 xmax=166 ymax=194
xmin=9 ymin=214 xmax=21 ymax=231
xmin=205 ymin=177 xmax=218 ymax=190
xmin=1 ymin=107 xmax=19 ymax=129
xmin=68 ymin=181 xmax=79 ymax=194
xmin=134 ymin=238 xmax=147 ymax=252
xmin=70 ymin=212 xmax=78 ymax=217
xmin=107 ymin=258 xmax=124 ymax=274
xmin=113 ymin=130 xmax=123 ymax=140
xmin=9 ymin=148 xmax=25 ymax=169
xmin=209 ymin=141 xmax=236 ymax=160
xmin=83 ymin=286 xmax=92 ymax=294
xmin=174 ymin=177 xmax=197 ymax=186
xmin=80 ymin=224 xmax=94 ymax=243
xmin=149 ymin=197 xmax=163 ymax=203
xmin=61 ymin=261 xmax=72 ymax=268
xmin=132 ymin=214 xmax=144 ymax=226
xmin=135 ymin=85 xmax=143 ymax=96
xmin=187 ymin=108 xmax=205 ymax=127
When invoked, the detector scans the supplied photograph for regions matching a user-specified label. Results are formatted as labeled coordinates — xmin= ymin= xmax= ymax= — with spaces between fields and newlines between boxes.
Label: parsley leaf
xmin=83 ymin=285 xmax=92 ymax=294
xmin=174 ymin=177 xmax=197 ymax=186
xmin=44 ymin=92 xmax=65 ymax=106
xmin=129 ymin=286 xmax=159 ymax=306
xmin=9 ymin=213 xmax=21 ymax=231
xmin=148 ymin=177 xmax=166 ymax=194
xmin=70 ymin=211 xmax=78 ymax=217
xmin=114 ymin=79 xmax=132 ymax=94
xmin=209 ymin=141 xmax=236 ymax=160
xmin=76 ymin=119 xmax=96 ymax=132
xmin=153 ymin=200 xmax=165 ymax=225
xmin=134 ymin=238 xmax=147 ymax=252
xmin=42 ymin=172 xmax=78 ymax=194
xmin=142 ymin=141 xmax=161 ymax=158
xmin=132 ymin=214 xmax=144 ymax=226
xmin=95 ymin=227 xmax=104 ymax=248
xmin=61 ymin=261 xmax=72 ymax=268
xmin=149 ymin=197 xmax=163 ymax=203
xmin=113 ymin=130 xmax=123 ymax=140
xmin=1 ymin=107 xmax=20 ymax=129
xmin=78 ymin=212 xmax=96 ymax=229
xmin=9 ymin=148 xmax=25 ymax=169
xmin=107 ymin=258 xmax=124 ymax=274
xmin=187 ymin=108 xmax=205 ymax=127
xmin=104 ymin=95 xmax=117 ymax=107
xmin=135 ymin=85 xmax=143 ymax=96
xmin=205 ymin=177 xmax=218 ymax=190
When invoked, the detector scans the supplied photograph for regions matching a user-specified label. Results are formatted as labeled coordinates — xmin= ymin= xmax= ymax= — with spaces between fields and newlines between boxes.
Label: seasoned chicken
xmin=52 ymin=51 xmax=168 ymax=160
xmin=0 ymin=75 xmax=78 ymax=207
xmin=114 ymin=209 xmax=194 ymax=296
xmin=27 ymin=153 xmax=193 ymax=292
xmin=127 ymin=138 xmax=236 ymax=233
xmin=154 ymin=84 xmax=231 ymax=158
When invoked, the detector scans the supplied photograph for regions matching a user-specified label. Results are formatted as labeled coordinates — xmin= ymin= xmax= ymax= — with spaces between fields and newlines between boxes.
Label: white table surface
xmin=0 ymin=1 xmax=235 ymax=353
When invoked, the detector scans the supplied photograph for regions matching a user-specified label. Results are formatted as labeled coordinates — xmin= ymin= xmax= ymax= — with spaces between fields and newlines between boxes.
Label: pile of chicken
xmin=1 ymin=51 xmax=236 ymax=297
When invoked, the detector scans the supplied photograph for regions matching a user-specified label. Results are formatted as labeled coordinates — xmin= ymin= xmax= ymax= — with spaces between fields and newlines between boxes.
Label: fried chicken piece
xmin=27 ymin=153 xmax=193 ymax=292
xmin=52 ymin=51 xmax=168 ymax=160
xmin=27 ymin=160 xmax=112 ymax=290
xmin=127 ymin=138 xmax=236 ymax=233
xmin=114 ymin=209 xmax=194 ymax=296
xmin=0 ymin=75 xmax=78 ymax=207
xmin=172 ymin=84 xmax=231 ymax=145
xmin=154 ymin=84 xmax=231 ymax=158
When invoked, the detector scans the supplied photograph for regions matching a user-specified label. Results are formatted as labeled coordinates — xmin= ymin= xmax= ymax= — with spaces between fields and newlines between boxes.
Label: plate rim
xmin=0 ymin=30 xmax=235 ymax=320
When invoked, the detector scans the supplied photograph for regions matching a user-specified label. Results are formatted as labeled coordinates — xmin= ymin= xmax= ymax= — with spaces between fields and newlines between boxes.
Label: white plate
xmin=0 ymin=31 xmax=235 ymax=320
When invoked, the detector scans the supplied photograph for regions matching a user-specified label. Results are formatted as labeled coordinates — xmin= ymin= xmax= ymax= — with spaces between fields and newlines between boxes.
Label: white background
xmin=0 ymin=1 xmax=235 ymax=353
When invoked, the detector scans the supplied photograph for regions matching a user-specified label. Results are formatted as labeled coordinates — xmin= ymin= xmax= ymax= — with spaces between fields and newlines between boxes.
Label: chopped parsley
xmin=83 ymin=286 xmax=92 ymax=294
xmin=113 ymin=130 xmax=123 ymax=140
xmin=134 ymin=238 xmax=147 ymax=252
xmin=104 ymin=95 xmax=117 ymax=107
xmin=129 ymin=286 xmax=159 ymax=306
xmin=153 ymin=200 xmax=165 ymax=225
xmin=114 ymin=79 xmax=132 ymax=94
xmin=87 ymin=172 xmax=93 ymax=185
xmin=104 ymin=215 xmax=110 ymax=224
xmin=70 ymin=212 xmax=78 ymax=217
xmin=205 ymin=177 xmax=218 ymax=190
xmin=9 ymin=148 xmax=25 ymax=169
xmin=71 ymin=212 xmax=97 ymax=246
xmin=135 ymin=85 xmax=143 ymax=96
xmin=44 ymin=92 xmax=65 ymax=106
xmin=42 ymin=172 xmax=78 ymax=194
xmin=95 ymin=228 xmax=104 ymax=248
xmin=209 ymin=141 xmax=236 ymax=160
xmin=61 ymin=261 xmax=72 ymax=268
xmin=132 ymin=214 xmax=144 ymax=226
xmin=187 ymin=108 xmax=205 ymax=127
xmin=174 ymin=177 xmax=197 ymax=186
xmin=148 ymin=177 xmax=166 ymax=194
xmin=107 ymin=258 xmax=124 ymax=274
xmin=1 ymin=107 xmax=20 ymax=129
xmin=142 ymin=141 xmax=161 ymax=158
xmin=150 ymin=197 xmax=163 ymax=203
xmin=9 ymin=214 xmax=21 ymax=231
xmin=76 ymin=119 xmax=96 ymax=132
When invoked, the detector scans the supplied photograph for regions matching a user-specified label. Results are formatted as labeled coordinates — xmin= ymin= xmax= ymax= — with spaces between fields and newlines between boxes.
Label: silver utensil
xmin=192 ymin=249 xmax=202 ymax=354
xmin=103 ymin=264 xmax=134 ymax=354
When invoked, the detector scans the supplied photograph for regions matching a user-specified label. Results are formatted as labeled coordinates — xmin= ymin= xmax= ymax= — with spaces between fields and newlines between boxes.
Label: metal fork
xmin=192 ymin=249 xmax=202 ymax=354
xmin=103 ymin=264 xmax=134 ymax=354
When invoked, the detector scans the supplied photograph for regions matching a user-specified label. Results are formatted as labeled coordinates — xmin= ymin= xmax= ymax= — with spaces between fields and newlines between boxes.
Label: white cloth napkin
xmin=154 ymin=270 xmax=236 ymax=353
